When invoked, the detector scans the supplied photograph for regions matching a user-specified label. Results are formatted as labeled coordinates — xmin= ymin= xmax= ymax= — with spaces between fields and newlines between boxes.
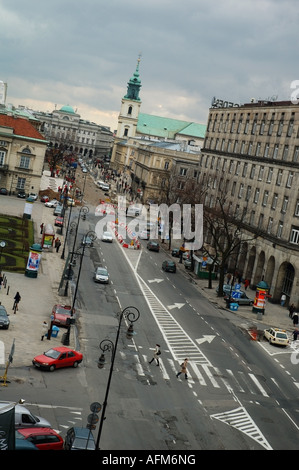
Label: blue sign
xmin=232 ymin=291 xmax=242 ymax=299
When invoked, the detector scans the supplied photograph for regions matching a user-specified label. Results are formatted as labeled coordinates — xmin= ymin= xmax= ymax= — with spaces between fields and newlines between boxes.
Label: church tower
xmin=115 ymin=57 xmax=142 ymax=141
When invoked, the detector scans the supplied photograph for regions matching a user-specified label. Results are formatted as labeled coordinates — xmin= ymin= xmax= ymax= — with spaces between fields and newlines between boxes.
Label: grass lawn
xmin=0 ymin=214 xmax=34 ymax=273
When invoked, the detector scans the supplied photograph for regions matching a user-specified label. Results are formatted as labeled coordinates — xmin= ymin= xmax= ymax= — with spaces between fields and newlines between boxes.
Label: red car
xmin=16 ymin=427 xmax=64 ymax=450
xmin=32 ymin=347 xmax=83 ymax=372
xmin=55 ymin=216 xmax=64 ymax=227
xmin=41 ymin=195 xmax=49 ymax=203
xmin=52 ymin=304 xmax=75 ymax=326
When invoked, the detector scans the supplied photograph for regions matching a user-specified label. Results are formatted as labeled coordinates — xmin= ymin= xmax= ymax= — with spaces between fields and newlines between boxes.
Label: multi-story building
xmin=111 ymin=59 xmax=206 ymax=202
xmin=0 ymin=114 xmax=47 ymax=195
xmin=115 ymin=137 xmax=201 ymax=203
xmin=201 ymin=99 xmax=299 ymax=304
xmin=35 ymin=105 xmax=114 ymax=160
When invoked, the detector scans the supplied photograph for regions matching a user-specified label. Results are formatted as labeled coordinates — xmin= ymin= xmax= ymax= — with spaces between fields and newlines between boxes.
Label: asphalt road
xmin=1 ymin=169 xmax=299 ymax=451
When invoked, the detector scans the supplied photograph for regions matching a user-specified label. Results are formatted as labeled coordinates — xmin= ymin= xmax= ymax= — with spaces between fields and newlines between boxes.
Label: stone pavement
xmin=0 ymin=182 xmax=295 ymax=382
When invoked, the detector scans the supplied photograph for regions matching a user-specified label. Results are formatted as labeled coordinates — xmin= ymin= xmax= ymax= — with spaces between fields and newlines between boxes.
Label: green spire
xmin=124 ymin=56 xmax=142 ymax=101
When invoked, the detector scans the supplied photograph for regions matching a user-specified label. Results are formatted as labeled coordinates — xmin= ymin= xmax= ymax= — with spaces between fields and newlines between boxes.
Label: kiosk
xmin=252 ymin=280 xmax=269 ymax=316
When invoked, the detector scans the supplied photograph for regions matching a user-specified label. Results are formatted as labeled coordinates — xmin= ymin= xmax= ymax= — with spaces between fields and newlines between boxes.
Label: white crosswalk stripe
xmin=210 ymin=406 xmax=272 ymax=450
xmin=130 ymin=352 xmax=270 ymax=397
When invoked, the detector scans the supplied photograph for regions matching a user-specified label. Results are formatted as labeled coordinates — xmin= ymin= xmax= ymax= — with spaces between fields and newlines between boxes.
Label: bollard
xmin=7 ymin=286 xmax=9 ymax=295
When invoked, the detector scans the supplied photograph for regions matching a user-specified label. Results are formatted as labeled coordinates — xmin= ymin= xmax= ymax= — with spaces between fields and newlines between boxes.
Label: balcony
xmin=0 ymin=164 xmax=9 ymax=174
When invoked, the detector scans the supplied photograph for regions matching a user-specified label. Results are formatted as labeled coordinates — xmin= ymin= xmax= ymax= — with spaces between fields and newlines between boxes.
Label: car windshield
xmin=0 ymin=311 xmax=7 ymax=317
xmin=44 ymin=349 xmax=61 ymax=359
xmin=97 ymin=268 xmax=107 ymax=275
xmin=276 ymin=332 xmax=287 ymax=339
xmin=56 ymin=306 xmax=70 ymax=314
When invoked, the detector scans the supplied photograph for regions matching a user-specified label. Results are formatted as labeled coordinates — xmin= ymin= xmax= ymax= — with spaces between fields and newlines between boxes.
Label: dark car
xmin=0 ymin=188 xmax=8 ymax=195
xmin=64 ymin=426 xmax=96 ymax=450
xmin=17 ymin=190 xmax=26 ymax=198
xmin=0 ymin=305 xmax=10 ymax=329
xmin=171 ymin=248 xmax=180 ymax=257
xmin=81 ymin=235 xmax=94 ymax=247
xmin=162 ymin=260 xmax=176 ymax=273
xmin=147 ymin=241 xmax=160 ymax=252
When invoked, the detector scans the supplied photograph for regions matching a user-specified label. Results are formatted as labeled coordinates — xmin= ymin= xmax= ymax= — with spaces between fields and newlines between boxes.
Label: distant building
xmin=34 ymin=105 xmax=114 ymax=160
xmin=110 ymin=59 xmax=206 ymax=201
xmin=0 ymin=114 xmax=47 ymax=195
xmin=201 ymin=99 xmax=299 ymax=304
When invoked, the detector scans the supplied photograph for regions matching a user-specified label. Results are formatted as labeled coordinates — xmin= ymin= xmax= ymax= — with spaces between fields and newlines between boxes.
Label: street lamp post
xmin=63 ymin=230 xmax=96 ymax=346
xmin=96 ymin=306 xmax=140 ymax=450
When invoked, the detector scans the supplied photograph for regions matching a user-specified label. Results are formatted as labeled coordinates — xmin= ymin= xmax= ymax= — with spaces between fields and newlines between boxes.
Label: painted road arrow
xmin=167 ymin=303 xmax=185 ymax=310
xmin=196 ymin=335 xmax=216 ymax=345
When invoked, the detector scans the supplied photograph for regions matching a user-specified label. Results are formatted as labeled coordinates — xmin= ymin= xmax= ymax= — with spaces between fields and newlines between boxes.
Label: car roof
xmin=17 ymin=427 xmax=59 ymax=437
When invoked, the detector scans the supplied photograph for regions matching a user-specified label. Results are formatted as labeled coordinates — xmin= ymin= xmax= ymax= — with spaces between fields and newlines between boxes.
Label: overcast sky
xmin=1 ymin=0 xmax=298 ymax=131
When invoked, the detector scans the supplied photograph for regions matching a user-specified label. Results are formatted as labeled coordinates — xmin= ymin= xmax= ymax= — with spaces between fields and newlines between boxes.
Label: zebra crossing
xmin=210 ymin=407 xmax=273 ymax=450
xmin=130 ymin=351 xmax=270 ymax=397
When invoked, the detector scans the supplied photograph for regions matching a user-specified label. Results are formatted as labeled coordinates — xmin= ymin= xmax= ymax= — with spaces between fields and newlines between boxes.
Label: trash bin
xmin=230 ymin=303 xmax=239 ymax=311
xmin=51 ymin=325 xmax=60 ymax=338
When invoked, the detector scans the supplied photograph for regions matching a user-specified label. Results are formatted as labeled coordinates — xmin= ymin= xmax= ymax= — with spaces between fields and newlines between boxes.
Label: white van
xmin=97 ymin=180 xmax=110 ymax=191
xmin=0 ymin=402 xmax=51 ymax=428
xmin=126 ymin=205 xmax=142 ymax=217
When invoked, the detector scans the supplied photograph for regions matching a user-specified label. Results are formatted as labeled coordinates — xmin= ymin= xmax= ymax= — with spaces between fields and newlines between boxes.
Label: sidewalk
xmin=165 ymin=241 xmax=295 ymax=335
xmin=0 ymin=198 xmax=75 ymax=376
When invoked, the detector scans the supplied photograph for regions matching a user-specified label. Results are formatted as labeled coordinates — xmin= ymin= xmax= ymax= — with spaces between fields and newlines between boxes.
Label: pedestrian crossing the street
xmin=129 ymin=351 xmax=271 ymax=397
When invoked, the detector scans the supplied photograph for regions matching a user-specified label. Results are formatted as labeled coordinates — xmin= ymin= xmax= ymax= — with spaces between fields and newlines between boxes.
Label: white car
xmin=45 ymin=199 xmax=58 ymax=208
xmin=102 ymin=231 xmax=113 ymax=243
xmin=28 ymin=192 xmax=38 ymax=201
xmin=94 ymin=267 xmax=109 ymax=284
xmin=264 ymin=328 xmax=289 ymax=347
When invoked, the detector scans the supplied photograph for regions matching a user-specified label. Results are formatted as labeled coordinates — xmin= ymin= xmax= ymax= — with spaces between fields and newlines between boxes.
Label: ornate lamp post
xmin=63 ymin=230 xmax=96 ymax=346
xmin=96 ymin=306 xmax=140 ymax=450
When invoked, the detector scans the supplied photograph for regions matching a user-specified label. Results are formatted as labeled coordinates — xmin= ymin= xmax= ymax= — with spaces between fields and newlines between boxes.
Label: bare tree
xmin=202 ymin=195 xmax=258 ymax=295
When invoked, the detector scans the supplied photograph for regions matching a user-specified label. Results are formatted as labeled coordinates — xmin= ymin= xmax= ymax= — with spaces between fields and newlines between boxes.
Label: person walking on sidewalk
xmin=55 ymin=238 xmax=61 ymax=253
xmin=40 ymin=223 xmax=44 ymax=234
xmin=13 ymin=291 xmax=21 ymax=313
xmin=280 ymin=293 xmax=286 ymax=306
xmin=289 ymin=303 xmax=296 ymax=318
xmin=149 ymin=344 xmax=161 ymax=366
xmin=41 ymin=321 xmax=48 ymax=341
xmin=176 ymin=358 xmax=189 ymax=380
xmin=293 ymin=312 xmax=299 ymax=327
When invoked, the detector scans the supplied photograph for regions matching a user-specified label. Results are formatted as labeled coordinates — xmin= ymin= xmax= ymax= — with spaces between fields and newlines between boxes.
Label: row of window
xmin=46 ymin=124 xmax=96 ymax=136
xmin=208 ymin=111 xmax=297 ymax=138
xmin=204 ymin=190 xmax=299 ymax=244
xmin=0 ymin=151 xmax=32 ymax=169
xmin=204 ymin=136 xmax=299 ymax=162
xmin=201 ymin=154 xmax=295 ymax=189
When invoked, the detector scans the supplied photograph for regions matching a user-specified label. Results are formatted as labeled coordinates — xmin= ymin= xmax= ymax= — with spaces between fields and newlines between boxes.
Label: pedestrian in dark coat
xmin=149 ymin=344 xmax=161 ymax=366
xmin=13 ymin=292 xmax=21 ymax=312
xmin=289 ymin=303 xmax=296 ymax=318
xmin=293 ymin=312 xmax=298 ymax=327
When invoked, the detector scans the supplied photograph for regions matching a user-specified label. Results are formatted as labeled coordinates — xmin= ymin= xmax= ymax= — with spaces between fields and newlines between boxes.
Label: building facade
xmin=0 ymin=114 xmax=48 ymax=195
xmin=111 ymin=59 xmax=206 ymax=202
xmin=34 ymin=105 xmax=114 ymax=160
xmin=116 ymin=137 xmax=201 ymax=203
xmin=201 ymin=99 xmax=299 ymax=304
